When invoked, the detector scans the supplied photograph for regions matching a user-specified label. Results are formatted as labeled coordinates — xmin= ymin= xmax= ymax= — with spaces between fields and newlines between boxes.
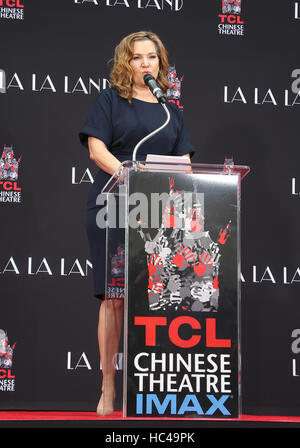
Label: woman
xmin=79 ymin=30 xmax=194 ymax=416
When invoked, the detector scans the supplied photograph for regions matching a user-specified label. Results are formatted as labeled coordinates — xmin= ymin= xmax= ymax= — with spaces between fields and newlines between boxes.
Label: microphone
xmin=144 ymin=74 xmax=166 ymax=104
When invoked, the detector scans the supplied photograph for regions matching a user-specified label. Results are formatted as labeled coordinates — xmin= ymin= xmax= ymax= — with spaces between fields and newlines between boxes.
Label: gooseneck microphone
xmin=132 ymin=76 xmax=170 ymax=162
xmin=143 ymin=74 xmax=167 ymax=104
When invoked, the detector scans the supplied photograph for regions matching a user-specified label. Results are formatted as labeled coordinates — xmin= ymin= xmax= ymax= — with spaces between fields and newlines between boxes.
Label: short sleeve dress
xmin=79 ymin=87 xmax=194 ymax=298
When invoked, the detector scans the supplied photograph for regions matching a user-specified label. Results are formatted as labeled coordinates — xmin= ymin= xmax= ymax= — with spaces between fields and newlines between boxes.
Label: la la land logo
xmin=74 ymin=0 xmax=184 ymax=11
xmin=0 ymin=71 xmax=110 ymax=95
xmin=218 ymin=0 xmax=244 ymax=36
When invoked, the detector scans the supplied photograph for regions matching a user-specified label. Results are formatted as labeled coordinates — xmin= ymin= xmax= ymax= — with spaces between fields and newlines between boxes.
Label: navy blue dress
xmin=79 ymin=88 xmax=194 ymax=298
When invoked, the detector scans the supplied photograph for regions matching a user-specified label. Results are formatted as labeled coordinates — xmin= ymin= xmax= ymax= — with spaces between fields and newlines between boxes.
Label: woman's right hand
xmin=88 ymin=136 xmax=121 ymax=176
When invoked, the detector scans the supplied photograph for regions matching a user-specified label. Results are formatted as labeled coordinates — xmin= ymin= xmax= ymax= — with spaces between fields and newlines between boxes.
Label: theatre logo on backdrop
xmin=0 ymin=145 xmax=22 ymax=203
xmin=218 ymin=0 xmax=244 ymax=36
xmin=0 ymin=329 xmax=16 ymax=392
xmin=0 ymin=0 xmax=24 ymax=20
xmin=167 ymin=65 xmax=184 ymax=109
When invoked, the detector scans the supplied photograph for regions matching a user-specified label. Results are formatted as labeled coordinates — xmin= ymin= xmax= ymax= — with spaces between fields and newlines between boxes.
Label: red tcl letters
xmin=0 ymin=369 xmax=15 ymax=379
xmin=134 ymin=316 xmax=231 ymax=348
xmin=218 ymin=14 xmax=244 ymax=24
xmin=0 ymin=181 xmax=21 ymax=191
xmin=0 ymin=1 xmax=24 ymax=7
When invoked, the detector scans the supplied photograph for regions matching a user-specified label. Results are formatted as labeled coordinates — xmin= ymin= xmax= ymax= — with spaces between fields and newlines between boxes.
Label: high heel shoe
xmin=96 ymin=389 xmax=115 ymax=416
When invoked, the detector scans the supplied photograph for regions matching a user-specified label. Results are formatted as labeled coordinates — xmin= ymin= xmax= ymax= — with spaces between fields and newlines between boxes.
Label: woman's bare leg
xmin=97 ymin=298 xmax=124 ymax=416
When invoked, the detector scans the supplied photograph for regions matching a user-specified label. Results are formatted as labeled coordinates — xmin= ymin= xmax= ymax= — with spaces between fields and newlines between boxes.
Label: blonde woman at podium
xmin=79 ymin=30 xmax=194 ymax=416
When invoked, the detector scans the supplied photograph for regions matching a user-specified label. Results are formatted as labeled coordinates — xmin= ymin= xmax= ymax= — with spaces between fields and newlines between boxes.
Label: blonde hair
xmin=109 ymin=31 xmax=170 ymax=102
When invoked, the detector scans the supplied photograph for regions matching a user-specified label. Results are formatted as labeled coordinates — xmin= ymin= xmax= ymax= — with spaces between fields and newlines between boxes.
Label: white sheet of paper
xmin=145 ymin=154 xmax=190 ymax=171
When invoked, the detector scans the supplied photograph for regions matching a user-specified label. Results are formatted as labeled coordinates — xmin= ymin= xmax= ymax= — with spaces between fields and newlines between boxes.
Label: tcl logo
xmin=0 ymin=369 xmax=15 ymax=379
xmin=0 ymin=0 xmax=24 ymax=6
xmin=218 ymin=14 xmax=244 ymax=24
xmin=0 ymin=181 xmax=21 ymax=191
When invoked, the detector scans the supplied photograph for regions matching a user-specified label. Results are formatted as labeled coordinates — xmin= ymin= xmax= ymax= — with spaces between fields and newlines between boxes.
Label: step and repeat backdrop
xmin=1 ymin=0 xmax=300 ymax=415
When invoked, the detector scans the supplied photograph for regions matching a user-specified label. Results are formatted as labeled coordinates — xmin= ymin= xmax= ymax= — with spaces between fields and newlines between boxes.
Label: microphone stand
xmin=132 ymin=102 xmax=170 ymax=163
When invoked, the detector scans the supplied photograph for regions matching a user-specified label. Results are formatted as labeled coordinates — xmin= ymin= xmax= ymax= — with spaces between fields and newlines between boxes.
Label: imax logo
xmin=136 ymin=393 xmax=231 ymax=415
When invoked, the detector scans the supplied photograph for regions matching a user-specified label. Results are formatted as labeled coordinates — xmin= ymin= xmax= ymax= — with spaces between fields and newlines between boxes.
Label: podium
xmin=101 ymin=160 xmax=249 ymax=418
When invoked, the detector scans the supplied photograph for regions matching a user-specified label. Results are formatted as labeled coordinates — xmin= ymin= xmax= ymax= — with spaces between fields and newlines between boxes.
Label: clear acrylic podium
xmin=100 ymin=159 xmax=249 ymax=418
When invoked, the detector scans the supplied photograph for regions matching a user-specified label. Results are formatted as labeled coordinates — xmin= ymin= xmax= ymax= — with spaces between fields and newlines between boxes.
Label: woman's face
xmin=129 ymin=39 xmax=160 ymax=88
